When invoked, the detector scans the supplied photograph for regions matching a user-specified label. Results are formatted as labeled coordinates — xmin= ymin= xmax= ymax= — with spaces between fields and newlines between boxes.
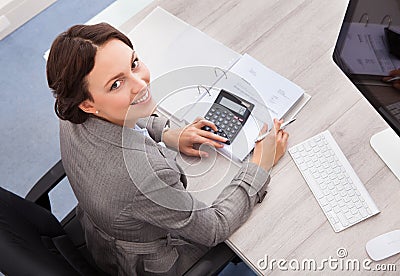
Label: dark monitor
xmin=333 ymin=0 xmax=400 ymax=180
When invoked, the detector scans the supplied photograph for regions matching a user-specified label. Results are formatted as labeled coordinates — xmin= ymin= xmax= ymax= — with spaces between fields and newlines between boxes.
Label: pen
xmin=254 ymin=118 xmax=296 ymax=143
xmin=386 ymin=76 xmax=400 ymax=82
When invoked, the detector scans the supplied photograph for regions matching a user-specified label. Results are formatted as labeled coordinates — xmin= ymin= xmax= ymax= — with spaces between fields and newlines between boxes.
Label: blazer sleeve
xmin=128 ymin=162 xmax=270 ymax=247
xmin=137 ymin=115 xmax=169 ymax=143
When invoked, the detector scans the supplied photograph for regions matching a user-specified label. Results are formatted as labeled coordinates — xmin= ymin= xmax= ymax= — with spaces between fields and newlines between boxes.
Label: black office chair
xmin=0 ymin=160 xmax=237 ymax=276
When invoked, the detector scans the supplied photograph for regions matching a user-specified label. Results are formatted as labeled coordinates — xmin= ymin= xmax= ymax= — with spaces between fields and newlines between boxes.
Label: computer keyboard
xmin=289 ymin=130 xmax=379 ymax=232
xmin=386 ymin=101 xmax=400 ymax=121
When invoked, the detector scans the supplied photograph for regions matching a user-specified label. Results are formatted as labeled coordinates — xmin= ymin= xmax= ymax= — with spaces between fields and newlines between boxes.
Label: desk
xmin=119 ymin=0 xmax=400 ymax=274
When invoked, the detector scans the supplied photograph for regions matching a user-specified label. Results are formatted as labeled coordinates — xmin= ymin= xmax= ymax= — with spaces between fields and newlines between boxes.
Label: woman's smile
xmin=131 ymin=86 xmax=151 ymax=105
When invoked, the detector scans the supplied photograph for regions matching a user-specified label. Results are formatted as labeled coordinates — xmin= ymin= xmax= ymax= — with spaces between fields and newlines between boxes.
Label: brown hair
xmin=46 ymin=23 xmax=133 ymax=124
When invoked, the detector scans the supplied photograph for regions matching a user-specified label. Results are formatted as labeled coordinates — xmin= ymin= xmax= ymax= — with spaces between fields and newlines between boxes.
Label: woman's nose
xmin=129 ymin=73 xmax=147 ymax=94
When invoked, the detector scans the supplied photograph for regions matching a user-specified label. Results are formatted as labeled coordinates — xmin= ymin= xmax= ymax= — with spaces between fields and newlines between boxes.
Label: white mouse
xmin=366 ymin=230 xmax=400 ymax=261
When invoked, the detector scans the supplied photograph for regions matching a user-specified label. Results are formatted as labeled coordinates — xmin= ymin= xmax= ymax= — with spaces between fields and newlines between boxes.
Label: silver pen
xmin=386 ymin=76 xmax=400 ymax=82
xmin=254 ymin=118 xmax=296 ymax=143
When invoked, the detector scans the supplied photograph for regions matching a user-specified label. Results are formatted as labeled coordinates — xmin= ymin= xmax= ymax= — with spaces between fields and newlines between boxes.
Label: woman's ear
xmin=79 ymin=100 xmax=97 ymax=114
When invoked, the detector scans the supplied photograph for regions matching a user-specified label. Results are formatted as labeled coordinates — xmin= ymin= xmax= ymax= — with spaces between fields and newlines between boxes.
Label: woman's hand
xmin=383 ymin=69 xmax=400 ymax=90
xmin=251 ymin=118 xmax=289 ymax=171
xmin=162 ymin=118 xmax=228 ymax=157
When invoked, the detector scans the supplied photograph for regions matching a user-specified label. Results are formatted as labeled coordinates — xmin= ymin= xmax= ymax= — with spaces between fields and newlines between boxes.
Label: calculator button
xmin=216 ymin=111 xmax=221 ymax=115
xmin=211 ymin=108 xmax=216 ymax=112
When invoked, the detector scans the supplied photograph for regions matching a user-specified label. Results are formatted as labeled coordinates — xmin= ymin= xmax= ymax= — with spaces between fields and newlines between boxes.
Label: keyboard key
xmin=350 ymin=207 xmax=359 ymax=215
xmin=359 ymin=208 xmax=368 ymax=218
xmin=338 ymin=213 xmax=349 ymax=227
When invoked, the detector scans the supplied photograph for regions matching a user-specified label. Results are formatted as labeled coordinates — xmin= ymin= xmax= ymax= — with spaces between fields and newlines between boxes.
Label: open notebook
xmin=159 ymin=54 xmax=307 ymax=161
xmin=127 ymin=7 xmax=310 ymax=161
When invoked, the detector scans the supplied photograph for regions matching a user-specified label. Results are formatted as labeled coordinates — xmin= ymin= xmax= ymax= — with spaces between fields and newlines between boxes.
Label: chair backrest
xmin=0 ymin=159 xmax=237 ymax=275
xmin=0 ymin=187 xmax=100 ymax=276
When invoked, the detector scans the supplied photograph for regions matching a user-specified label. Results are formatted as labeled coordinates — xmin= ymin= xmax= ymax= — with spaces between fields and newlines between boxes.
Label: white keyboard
xmin=289 ymin=130 xmax=379 ymax=232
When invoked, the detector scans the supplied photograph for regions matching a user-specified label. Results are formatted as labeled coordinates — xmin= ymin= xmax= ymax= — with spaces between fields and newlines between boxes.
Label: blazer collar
xmin=82 ymin=117 xmax=154 ymax=150
xmin=82 ymin=117 xmax=177 ymax=160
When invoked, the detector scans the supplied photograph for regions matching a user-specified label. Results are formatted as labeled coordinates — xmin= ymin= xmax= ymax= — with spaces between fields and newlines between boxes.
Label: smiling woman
xmin=47 ymin=23 xmax=133 ymax=124
xmin=46 ymin=23 xmax=288 ymax=275
xmin=80 ymin=38 xmax=155 ymax=127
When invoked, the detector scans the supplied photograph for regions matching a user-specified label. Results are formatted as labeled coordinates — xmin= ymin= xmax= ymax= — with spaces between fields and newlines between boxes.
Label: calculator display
xmin=219 ymin=97 xmax=246 ymax=116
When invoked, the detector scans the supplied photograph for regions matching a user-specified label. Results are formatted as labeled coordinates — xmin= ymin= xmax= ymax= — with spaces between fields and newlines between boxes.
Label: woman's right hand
xmin=251 ymin=118 xmax=289 ymax=172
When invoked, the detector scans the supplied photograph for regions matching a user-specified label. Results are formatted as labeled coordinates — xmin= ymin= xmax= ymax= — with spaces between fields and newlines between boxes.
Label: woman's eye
xmin=111 ymin=80 xmax=122 ymax=90
xmin=131 ymin=58 xmax=139 ymax=70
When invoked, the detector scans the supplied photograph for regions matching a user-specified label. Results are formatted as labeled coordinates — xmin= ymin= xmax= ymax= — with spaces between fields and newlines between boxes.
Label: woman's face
xmin=80 ymin=38 xmax=155 ymax=127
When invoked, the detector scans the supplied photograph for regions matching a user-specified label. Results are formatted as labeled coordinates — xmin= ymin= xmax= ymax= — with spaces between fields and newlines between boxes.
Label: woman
xmin=47 ymin=23 xmax=289 ymax=275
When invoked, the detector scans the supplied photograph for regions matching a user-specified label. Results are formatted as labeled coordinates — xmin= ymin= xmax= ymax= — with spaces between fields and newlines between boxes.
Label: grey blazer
xmin=60 ymin=115 xmax=270 ymax=276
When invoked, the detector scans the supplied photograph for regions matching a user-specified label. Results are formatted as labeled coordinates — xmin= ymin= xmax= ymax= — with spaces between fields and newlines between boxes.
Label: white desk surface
xmin=118 ymin=0 xmax=400 ymax=274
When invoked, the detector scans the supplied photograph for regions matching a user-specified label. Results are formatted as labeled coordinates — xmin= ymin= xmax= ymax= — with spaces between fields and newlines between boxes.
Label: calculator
xmin=202 ymin=89 xmax=254 ymax=145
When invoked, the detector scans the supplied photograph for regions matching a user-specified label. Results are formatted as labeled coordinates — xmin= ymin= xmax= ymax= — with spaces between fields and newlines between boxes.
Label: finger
xmin=389 ymin=69 xmax=400 ymax=76
xmin=258 ymin=123 xmax=268 ymax=135
xmin=197 ymin=119 xmax=219 ymax=132
xmin=383 ymin=75 xmax=400 ymax=82
xmin=193 ymin=118 xmax=217 ymax=131
xmin=202 ymin=131 xmax=229 ymax=143
xmin=276 ymin=129 xmax=284 ymax=140
xmin=192 ymin=117 xmax=204 ymax=124
xmin=196 ymin=136 xmax=225 ymax=148
xmin=279 ymin=131 xmax=289 ymax=147
xmin=273 ymin=118 xmax=282 ymax=133
xmin=282 ymin=131 xmax=289 ymax=143
xmin=194 ymin=123 xmax=228 ymax=142
xmin=394 ymin=81 xmax=400 ymax=90
xmin=185 ymin=148 xmax=208 ymax=157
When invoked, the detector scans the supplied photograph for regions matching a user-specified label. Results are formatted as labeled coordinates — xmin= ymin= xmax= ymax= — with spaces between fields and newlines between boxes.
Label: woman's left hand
xmin=383 ymin=69 xmax=400 ymax=90
xmin=162 ymin=117 xmax=228 ymax=157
